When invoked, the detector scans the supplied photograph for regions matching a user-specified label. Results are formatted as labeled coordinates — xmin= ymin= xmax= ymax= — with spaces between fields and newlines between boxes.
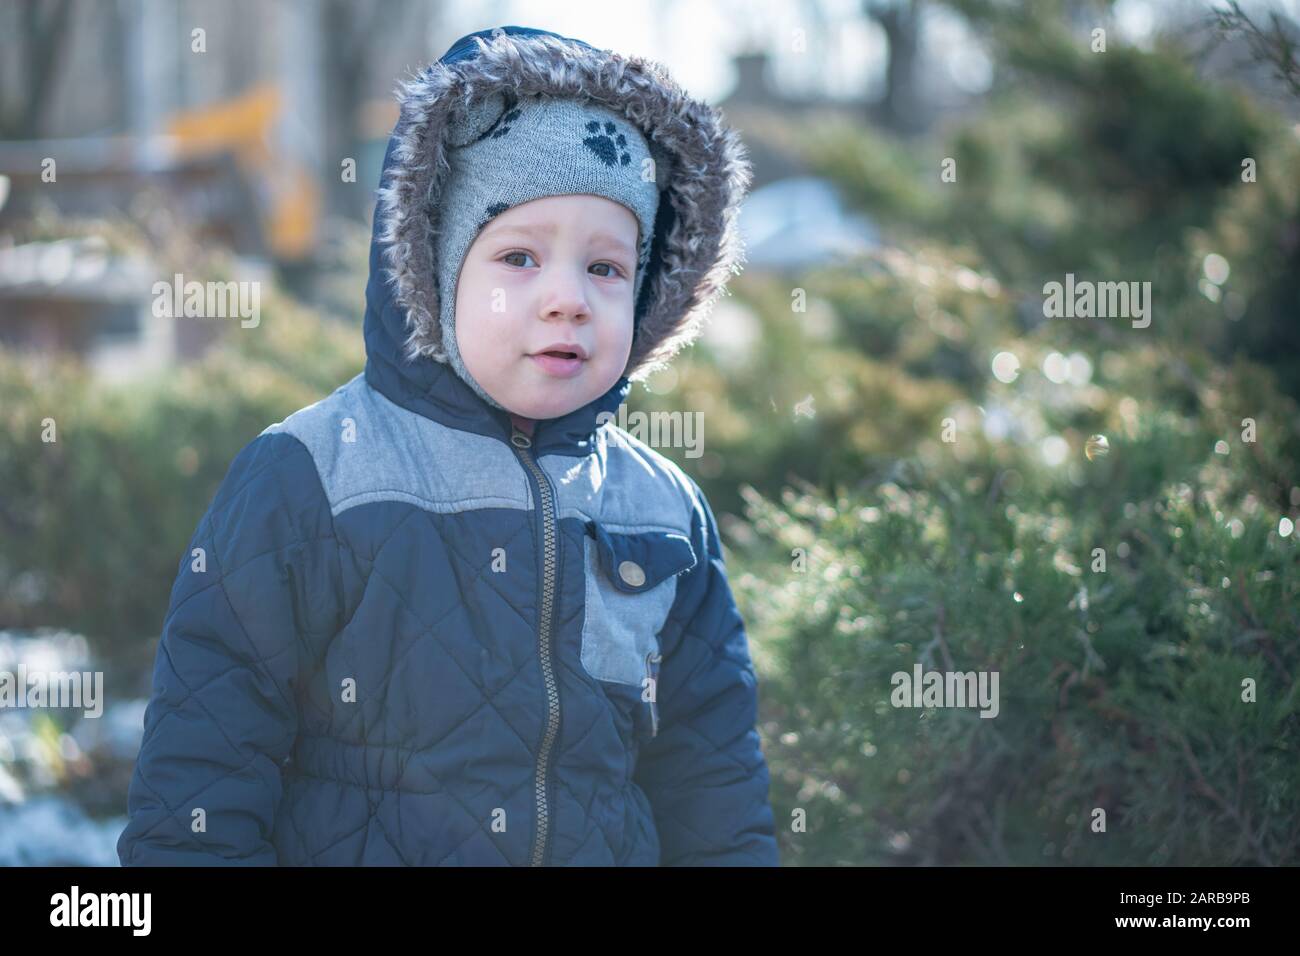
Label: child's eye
xmin=500 ymin=252 xmax=624 ymax=277
xmin=501 ymin=251 xmax=537 ymax=268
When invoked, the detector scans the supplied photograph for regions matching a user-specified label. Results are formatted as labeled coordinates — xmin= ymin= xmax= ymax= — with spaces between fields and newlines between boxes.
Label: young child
xmin=117 ymin=25 xmax=779 ymax=866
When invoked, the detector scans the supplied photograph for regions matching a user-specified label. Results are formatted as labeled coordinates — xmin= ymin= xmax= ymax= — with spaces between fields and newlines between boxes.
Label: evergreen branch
xmin=1172 ymin=727 xmax=1275 ymax=866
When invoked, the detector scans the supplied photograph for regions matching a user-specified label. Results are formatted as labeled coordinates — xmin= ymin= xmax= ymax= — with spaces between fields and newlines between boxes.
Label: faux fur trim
xmin=376 ymin=30 xmax=753 ymax=382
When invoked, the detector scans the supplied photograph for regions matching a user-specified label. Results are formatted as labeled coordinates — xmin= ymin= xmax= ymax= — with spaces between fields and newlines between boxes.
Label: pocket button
xmin=618 ymin=560 xmax=646 ymax=587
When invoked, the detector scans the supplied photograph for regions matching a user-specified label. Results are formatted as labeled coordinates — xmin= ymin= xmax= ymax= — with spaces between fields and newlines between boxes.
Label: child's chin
xmin=508 ymin=385 xmax=597 ymax=421
xmin=514 ymin=397 xmax=580 ymax=420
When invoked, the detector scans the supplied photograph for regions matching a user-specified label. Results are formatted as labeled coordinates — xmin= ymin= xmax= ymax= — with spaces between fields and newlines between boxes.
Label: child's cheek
xmin=463 ymin=269 xmax=515 ymax=322
xmin=606 ymin=311 xmax=636 ymax=355
xmin=485 ymin=269 xmax=530 ymax=319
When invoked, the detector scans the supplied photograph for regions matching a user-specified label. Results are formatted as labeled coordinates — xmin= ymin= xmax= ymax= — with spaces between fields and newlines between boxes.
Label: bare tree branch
xmin=1211 ymin=0 xmax=1300 ymax=98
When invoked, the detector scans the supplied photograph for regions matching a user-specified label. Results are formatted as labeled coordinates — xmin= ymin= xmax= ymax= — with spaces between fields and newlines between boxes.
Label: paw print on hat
xmin=448 ymin=91 xmax=523 ymax=148
xmin=584 ymin=119 xmax=632 ymax=168
xmin=472 ymin=104 xmax=523 ymax=145
xmin=478 ymin=201 xmax=511 ymax=230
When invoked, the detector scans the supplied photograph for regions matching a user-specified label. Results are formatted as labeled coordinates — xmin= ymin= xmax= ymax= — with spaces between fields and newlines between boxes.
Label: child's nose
xmin=538 ymin=267 xmax=592 ymax=321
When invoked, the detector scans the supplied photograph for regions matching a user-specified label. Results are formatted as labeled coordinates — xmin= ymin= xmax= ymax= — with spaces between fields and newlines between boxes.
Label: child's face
xmin=454 ymin=193 xmax=639 ymax=420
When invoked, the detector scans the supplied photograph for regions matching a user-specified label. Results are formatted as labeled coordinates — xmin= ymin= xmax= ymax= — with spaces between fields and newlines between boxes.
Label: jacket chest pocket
xmin=580 ymin=519 xmax=696 ymax=690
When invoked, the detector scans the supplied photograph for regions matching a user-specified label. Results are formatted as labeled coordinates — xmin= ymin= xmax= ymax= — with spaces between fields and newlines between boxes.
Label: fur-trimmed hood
xmin=374 ymin=25 xmax=753 ymax=385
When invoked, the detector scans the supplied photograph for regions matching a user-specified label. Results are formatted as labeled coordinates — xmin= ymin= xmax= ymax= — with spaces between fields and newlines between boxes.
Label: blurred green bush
xmin=732 ymin=349 xmax=1298 ymax=865
xmin=630 ymin=9 xmax=1300 ymax=864
xmin=0 ymin=283 xmax=363 ymax=652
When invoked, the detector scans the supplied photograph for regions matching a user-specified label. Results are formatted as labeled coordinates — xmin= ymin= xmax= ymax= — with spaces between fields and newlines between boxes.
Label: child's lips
xmin=529 ymin=351 xmax=586 ymax=378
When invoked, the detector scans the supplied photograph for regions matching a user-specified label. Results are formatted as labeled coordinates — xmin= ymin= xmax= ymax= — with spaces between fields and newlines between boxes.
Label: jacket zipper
xmin=510 ymin=424 xmax=561 ymax=867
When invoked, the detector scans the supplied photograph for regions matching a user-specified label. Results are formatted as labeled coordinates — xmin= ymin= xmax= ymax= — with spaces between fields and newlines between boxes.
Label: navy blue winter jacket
xmin=117 ymin=26 xmax=779 ymax=866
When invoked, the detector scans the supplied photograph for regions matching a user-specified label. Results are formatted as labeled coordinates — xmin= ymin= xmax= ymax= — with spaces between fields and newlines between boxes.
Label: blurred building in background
xmin=0 ymin=0 xmax=444 ymax=375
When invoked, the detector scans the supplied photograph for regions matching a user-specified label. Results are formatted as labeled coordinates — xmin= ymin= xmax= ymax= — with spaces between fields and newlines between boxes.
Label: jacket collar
xmin=362 ymin=167 xmax=630 ymax=458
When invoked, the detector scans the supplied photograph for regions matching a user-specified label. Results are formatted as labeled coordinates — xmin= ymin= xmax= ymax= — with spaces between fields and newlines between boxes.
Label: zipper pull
xmin=644 ymin=650 xmax=662 ymax=738
xmin=511 ymin=425 xmax=532 ymax=449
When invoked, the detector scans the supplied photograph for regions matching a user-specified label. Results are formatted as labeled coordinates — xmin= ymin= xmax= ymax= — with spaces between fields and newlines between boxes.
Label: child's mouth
xmin=529 ymin=351 xmax=586 ymax=378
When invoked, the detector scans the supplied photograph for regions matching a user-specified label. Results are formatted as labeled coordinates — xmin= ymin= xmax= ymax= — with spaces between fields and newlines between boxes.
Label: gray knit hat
xmin=433 ymin=91 xmax=663 ymax=410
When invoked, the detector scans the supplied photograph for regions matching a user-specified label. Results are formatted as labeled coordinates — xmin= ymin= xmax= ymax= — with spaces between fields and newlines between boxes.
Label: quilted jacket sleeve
xmin=117 ymin=432 xmax=337 ymax=866
xmin=633 ymin=477 xmax=780 ymax=866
